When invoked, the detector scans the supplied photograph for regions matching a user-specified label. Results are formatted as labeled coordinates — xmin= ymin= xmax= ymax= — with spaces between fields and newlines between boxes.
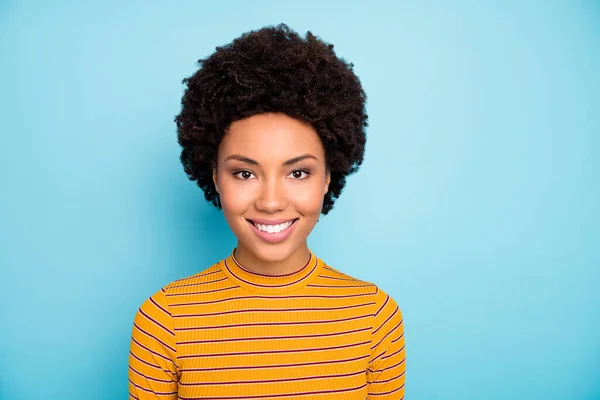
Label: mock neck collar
xmin=221 ymin=249 xmax=324 ymax=294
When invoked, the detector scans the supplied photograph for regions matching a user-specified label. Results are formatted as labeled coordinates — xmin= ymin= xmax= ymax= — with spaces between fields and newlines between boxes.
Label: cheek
xmin=293 ymin=182 xmax=326 ymax=215
xmin=218 ymin=179 xmax=253 ymax=215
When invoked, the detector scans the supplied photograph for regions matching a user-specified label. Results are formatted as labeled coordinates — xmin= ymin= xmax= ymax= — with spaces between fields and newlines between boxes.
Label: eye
xmin=233 ymin=170 xmax=255 ymax=180
xmin=288 ymin=169 xmax=310 ymax=180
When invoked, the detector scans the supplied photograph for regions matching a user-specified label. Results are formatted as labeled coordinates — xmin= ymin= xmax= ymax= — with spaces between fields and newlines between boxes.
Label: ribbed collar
xmin=221 ymin=249 xmax=324 ymax=294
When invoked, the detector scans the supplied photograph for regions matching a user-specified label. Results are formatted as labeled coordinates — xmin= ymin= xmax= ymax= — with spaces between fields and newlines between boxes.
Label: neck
xmin=233 ymin=243 xmax=311 ymax=276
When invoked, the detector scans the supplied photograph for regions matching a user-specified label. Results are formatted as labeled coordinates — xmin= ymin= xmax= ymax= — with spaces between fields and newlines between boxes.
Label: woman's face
xmin=213 ymin=112 xmax=330 ymax=266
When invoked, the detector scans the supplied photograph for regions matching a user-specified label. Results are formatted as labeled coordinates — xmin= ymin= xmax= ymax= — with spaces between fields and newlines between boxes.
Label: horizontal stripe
xmin=374 ymin=295 xmax=389 ymax=318
xmin=130 ymin=254 xmax=405 ymax=399
xmin=382 ymin=345 xmax=406 ymax=362
xmin=368 ymin=357 xmax=406 ymax=373
xmin=174 ymin=313 xmax=373 ymax=331
xmin=138 ymin=309 xmax=174 ymax=337
xmin=180 ymin=369 xmax=365 ymax=386
xmin=232 ymin=252 xmax=313 ymax=278
xmin=170 ymin=292 xmax=376 ymax=307
xmin=225 ymin=258 xmax=318 ymax=289
xmin=129 ymin=379 xmax=177 ymax=396
xmin=133 ymin=322 xmax=176 ymax=353
xmin=131 ymin=336 xmax=173 ymax=363
xmin=178 ymin=340 xmax=370 ymax=359
xmin=318 ymin=274 xmax=362 ymax=282
xmin=371 ymin=320 xmax=402 ymax=350
xmin=370 ymin=349 xmax=387 ymax=364
xmin=177 ymin=326 xmax=371 ymax=345
xmin=179 ymin=383 xmax=367 ymax=400
xmin=129 ymin=351 xmax=174 ymax=375
xmin=306 ymin=283 xmax=373 ymax=288
xmin=391 ymin=329 xmax=404 ymax=344
xmin=149 ymin=296 xmax=171 ymax=317
xmin=368 ymin=370 xmax=406 ymax=385
xmin=168 ymin=277 xmax=229 ymax=289
xmin=368 ymin=383 xmax=405 ymax=396
xmin=170 ymin=269 xmax=222 ymax=284
xmin=323 ymin=266 xmax=362 ymax=278
xmin=173 ymin=302 xmax=375 ymax=318
xmin=381 ymin=345 xmax=406 ymax=361
xmin=197 ymin=269 xmax=222 ymax=276
xmin=373 ymin=306 xmax=399 ymax=336
xmin=129 ymin=365 xmax=174 ymax=383
xmin=165 ymin=286 xmax=237 ymax=297
xmin=179 ymin=354 xmax=370 ymax=373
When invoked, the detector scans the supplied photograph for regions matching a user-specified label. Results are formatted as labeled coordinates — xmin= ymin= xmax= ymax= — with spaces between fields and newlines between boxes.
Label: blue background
xmin=1 ymin=1 xmax=599 ymax=399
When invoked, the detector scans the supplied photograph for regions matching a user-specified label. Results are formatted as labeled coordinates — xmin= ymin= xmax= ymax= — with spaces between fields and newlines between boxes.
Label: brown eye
xmin=234 ymin=170 xmax=255 ymax=180
xmin=289 ymin=170 xmax=309 ymax=179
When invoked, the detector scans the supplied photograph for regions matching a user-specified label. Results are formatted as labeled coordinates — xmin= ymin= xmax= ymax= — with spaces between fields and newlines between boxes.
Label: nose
xmin=255 ymin=177 xmax=288 ymax=213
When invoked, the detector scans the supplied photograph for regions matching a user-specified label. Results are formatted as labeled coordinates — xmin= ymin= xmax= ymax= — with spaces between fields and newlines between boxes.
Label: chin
xmin=250 ymin=243 xmax=299 ymax=263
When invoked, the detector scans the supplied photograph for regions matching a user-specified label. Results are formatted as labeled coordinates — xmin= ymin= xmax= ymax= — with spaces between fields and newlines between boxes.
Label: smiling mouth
xmin=247 ymin=219 xmax=299 ymax=234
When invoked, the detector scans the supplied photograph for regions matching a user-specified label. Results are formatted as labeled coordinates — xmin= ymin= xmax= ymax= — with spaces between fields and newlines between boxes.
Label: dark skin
xmin=213 ymin=112 xmax=330 ymax=275
xmin=175 ymin=24 xmax=367 ymax=218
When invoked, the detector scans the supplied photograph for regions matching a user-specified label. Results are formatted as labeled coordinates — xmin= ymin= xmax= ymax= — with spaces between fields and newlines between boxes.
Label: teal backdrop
xmin=1 ymin=1 xmax=599 ymax=399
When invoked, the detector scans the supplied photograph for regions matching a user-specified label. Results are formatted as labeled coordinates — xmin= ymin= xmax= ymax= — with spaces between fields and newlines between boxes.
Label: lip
xmin=246 ymin=218 xmax=298 ymax=244
xmin=246 ymin=218 xmax=298 ymax=225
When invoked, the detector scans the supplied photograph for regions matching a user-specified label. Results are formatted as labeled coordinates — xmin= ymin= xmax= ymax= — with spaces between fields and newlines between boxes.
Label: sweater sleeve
xmin=128 ymin=288 xmax=179 ymax=399
xmin=367 ymin=287 xmax=406 ymax=399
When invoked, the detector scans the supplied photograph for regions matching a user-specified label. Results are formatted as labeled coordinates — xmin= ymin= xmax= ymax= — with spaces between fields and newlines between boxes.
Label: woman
xmin=128 ymin=23 xmax=406 ymax=399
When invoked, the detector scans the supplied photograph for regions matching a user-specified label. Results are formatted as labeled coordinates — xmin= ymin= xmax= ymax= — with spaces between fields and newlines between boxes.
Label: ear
xmin=324 ymin=169 xmax=331 ymax=195
xmin=212 ymin=165 xmax=220 ymax=194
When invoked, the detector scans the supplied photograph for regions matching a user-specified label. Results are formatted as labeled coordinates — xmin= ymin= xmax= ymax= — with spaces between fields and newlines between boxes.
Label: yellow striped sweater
xmin=128 ymin=250 xmax=406 ymax=399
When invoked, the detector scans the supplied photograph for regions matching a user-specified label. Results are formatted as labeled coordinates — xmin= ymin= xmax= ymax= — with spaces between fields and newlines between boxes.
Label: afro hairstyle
xmin=175 ymin=23 xmax=367 ymax=215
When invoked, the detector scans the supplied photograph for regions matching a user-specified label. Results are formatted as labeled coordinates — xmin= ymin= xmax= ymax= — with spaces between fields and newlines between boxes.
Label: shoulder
xmin=319 ymin=259 xmax=402 ymax=314
xmin=318 ymin=262 xmax=377 ymax=290
xmin=136 ymin=261 xmax=226 ymax=312
xmin=372 ymin=286 xmax=401 ymax=322
xmin=162 ymin=262 xmax=225 ymax=295
xmin=317 ymin=261 xmax=401 ymax=313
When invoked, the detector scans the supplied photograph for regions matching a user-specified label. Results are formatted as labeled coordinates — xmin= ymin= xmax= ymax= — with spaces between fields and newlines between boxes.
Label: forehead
xmin=219 ymin=113 xmax=325 ymax=160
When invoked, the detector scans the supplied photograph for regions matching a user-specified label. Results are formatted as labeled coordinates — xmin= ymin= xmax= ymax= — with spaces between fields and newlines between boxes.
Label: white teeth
xmin=255 ymin=221 xmax=294 ymax=234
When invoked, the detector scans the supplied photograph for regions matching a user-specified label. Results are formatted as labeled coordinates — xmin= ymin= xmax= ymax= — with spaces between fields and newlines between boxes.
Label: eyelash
xmin=233 ymin=170 xmax=255 ymax=180
xmin=289 ymin=169 xmax=311 ymax=179
xmin=232 ymin=169 xmax=311 ymax=180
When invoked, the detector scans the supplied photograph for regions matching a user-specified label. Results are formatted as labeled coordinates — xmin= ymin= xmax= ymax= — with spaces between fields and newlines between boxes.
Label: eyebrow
xmin=224 ymin=154 xmax=318 ymax=166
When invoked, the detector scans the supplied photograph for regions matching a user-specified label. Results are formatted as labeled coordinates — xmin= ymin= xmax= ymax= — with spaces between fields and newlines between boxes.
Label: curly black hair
xmin=175 ymin=23 xmax=367 ymax=215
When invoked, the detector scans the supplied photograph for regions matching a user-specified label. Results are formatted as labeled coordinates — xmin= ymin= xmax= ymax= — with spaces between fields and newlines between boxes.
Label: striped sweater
xmin=128 ymin=250 xmax=406 ymax=399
